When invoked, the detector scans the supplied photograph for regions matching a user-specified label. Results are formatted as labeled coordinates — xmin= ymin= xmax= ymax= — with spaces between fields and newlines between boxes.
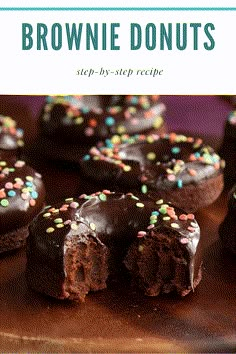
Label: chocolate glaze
xmin=219 ymin=111 xmax=236 ymax=187
xmin=0 ymin=158 xmax=45 ymax=236
xmin=39 ymin=95 xmax=166 ymax=144
xmin=26 ymin=191 xmax=201 ymax=301
xmin=81 ymin=133 xmax=224 ymax=191
xmin=0 ymin=115 xmax=24 ymax=158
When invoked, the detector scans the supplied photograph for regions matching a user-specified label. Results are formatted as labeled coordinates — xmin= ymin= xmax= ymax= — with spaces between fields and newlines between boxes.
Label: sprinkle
xmin=26 ymin=176 xmax=33 ymax=181
xmin=188 ymin=168 xmax=197 ymax=176
xmin=163 ymin=216 xmax=171 ymax=221
xmin=141 ymin=185 xmax=148 ymax=194
xmin=191 ymin=222 xmax=198 ymax=228
xmin=74 ymin=116 xmax=84 ymax=125
xmin=167 ymin=174 xmax=176 ymax=182
xmin=52 ymin=209 xmax=60 ymax=214
xmin=90 ymin=222 xmax=96 ymax=231
xmin=147 ymin=152 xmax=156 ymax=161
xmin=147 ymin=224 xmax=154 ymax=229
xmin=137 ymin=231 xmax=147 ymax=238
xmin=46 ymin=227 xmax=55 ymax=233
xmin=70 ymin=201 xmax=79 ymax=208
xmin=56 ymin=223 xmax=64 ymax=228
xmin=54 ymin=218 xmax=63 ymax=224
xmin=0 ymin=199 xmax=9 ymax=207
xmin=5 ymin=182 xmax=13 ymax=189
xmin=21 ymin=193 xmax=28 ymax=200
xmin=123 ymin=165 xmax=131 ymax=172
xmin=85 ymin=127 xmax=94 ymax=136
xmin=179 ymin=214 xmax=188 ymax=221
xmin=71 ymin=222 xmax=78 ymax=230
xmin=159 ymin=207 xmax=167 ymax=215
xmin=131 ymin=195 xmax=139 ymax=201
xmin=0 ymin=190 xmax=6 ymax=198
xmin=83 ymin=155 xmax=90 ymax=161
xmin=99 ymin=193 xmax=107 ymax=201
xmin=136 ymin=202 xmax=144 ymax=208
xmin=30 ymin=199 xmax=36 ymax=207
xmin=65 ymin=198 xmax=74 ymax=202
xmin=105 ymin=116 xmax=115 ymax=126
xmin=8 ymin=190 xmax=16 ymax=197
xmin=31 ymin=191 xmax=38 ymax=199
xmin=152 ymin=116 xmax=163 ymax=129
xmin=14 ymin=160 xmax=25 ymax=168
xmin=177 ymin=179 xmax=183 ymax=188
xmin=187 ymin=214 xmax=195 ymax=220
xmin=43 ymin=212 xmax=51 ymax=218
xmin=187 ymin=226 xmax=195 ymax=232
xmin=138 ymin=245 xmax=144 ymax=252
xmin=171 ymin=146 xmax=181 ymax=154
xmin=64 ymin=220 xmax=71 ymax=225
xmin=180 ymin=237 xmax=189 ymax=244
xmin=171 ymin=223 xmax=180 ymax=229
xmin=151 ymin=211 xmax=159 ymax=216
xmin=150 ymin=215 xmax=157 ymax=221
xmin=156 ymin=199 xmax=164 ymax=205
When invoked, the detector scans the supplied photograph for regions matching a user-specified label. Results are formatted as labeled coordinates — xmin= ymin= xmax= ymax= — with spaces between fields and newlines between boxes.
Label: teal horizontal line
xmin=0 ymin=7 xmax=235 ymax=11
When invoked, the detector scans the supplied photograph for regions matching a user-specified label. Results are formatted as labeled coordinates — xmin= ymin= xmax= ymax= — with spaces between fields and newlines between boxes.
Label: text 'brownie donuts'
xmin=26 ymin=191 xmax=202 ymax=302
xmin=81 ymin=133 xmax=225 ymax=212
xmin=0 ymin=158 xmax=45 ymax=253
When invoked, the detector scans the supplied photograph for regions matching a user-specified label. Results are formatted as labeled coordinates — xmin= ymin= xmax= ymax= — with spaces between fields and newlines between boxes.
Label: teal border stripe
xmin=0 ymin=7 xmax=235 ymax=11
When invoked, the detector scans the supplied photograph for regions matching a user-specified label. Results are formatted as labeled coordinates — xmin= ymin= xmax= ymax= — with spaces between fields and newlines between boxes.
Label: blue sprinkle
xmin=171 ymin=146 xmax=180 ymax=154
xmin=105 ymin=139 xmax=114 ymax=148
xmin=31 ymin=191 xmax=38 ymax=199
xmin=105 ymin=116 xmax=115 ymax=127
xmin=130 ymin=97 xmax=138 ymax=105
xmin=151 ymin=211 xmax=159 ymax=216
xmin=177 ymin=179 xmax=183 ymax=188
xmin=83 ymin=155 xmax=91 ymax=161
xmin=81 ymin=106 xmax=90 ymax=113
xmin=8 ymin=190 xmax=16 ymax=197
xmin=26 ymin=181 xmax=33 ymax=187
xmin=194 ymin=152 xmax=201 ymax=158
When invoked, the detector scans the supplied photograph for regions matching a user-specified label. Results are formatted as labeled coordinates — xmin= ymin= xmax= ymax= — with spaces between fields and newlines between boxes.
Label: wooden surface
xmin=0 ymin=96 xmax=235 ymax=352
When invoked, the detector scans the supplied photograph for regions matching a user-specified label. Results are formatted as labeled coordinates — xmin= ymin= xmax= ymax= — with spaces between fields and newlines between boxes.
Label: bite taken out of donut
xmin=80 ymin=133 xmax=225 ymax=212
xmin=26 ymin=191 xmax=202 ymax=302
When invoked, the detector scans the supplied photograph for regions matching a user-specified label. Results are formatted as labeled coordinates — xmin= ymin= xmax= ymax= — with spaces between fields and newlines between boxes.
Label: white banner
xmin=0 ymin=2 xmax=235 ymax=94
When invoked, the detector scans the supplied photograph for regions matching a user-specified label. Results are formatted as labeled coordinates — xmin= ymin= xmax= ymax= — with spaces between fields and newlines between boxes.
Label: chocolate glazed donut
xmin=39 ymin=95 xmax=166 ymax=144
xmin=81 ymin=133 xmax=225 ymax=212
xmin=0 ymin=158 xmax=45 ymax=253
xmin=26 ymin=191 xmax=202 ymax=302
xmin=0 ymin=115 xmax=24 ymax=159
xmin=219 ymin=184 xmax=236 ymax=255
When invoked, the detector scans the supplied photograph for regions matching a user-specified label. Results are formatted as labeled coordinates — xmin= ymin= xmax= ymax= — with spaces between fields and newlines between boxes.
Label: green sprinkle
xmin=99 ymin=193 xmax=107 ymax=201
xmin=54 ymin=218 xmax=63 ymax=224
xmin=136 ymin=202 xmax=145 ymax=208
xmin=0 ymin=199 xmax=9 ymax=207
xmin=46 ymin=227 xmax=55 ymax=233
xmin=90 ymin=222 xmax=96 ymax=231
xmin=43 ymin=212 xmax=51 ymax=218
xmin=159 ymin=207 xmax=167 ymax=215
xmin=150 ymin=220 xmax=157 ymax=225
xmin=150 ymin=215 xmax=157 ymax=220
xmin=141 ymin=185 xmax=148 ymax=194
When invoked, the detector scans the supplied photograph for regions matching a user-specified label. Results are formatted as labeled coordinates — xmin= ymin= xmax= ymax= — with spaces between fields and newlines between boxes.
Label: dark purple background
xmin=0 ymin=95 xmax=233 ymax=140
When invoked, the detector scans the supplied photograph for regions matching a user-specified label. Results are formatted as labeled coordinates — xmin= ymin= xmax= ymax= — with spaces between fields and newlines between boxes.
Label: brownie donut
xmin=0 ymin=157 xmax=45 ymax=253
xmin=35 ymin=95 xmax=166 ymax=163
xmin=80 ymin=133 xmax=225 ymax=212
xmin=219 ymin=111 xmax=236 ymax=187
xmin=219 ymin=184 xmax=236 ymax=255
xmin=0 ymin=115 xmax=24 ymax=158
xmin=26 ymin=191 xmax=202 ymax=302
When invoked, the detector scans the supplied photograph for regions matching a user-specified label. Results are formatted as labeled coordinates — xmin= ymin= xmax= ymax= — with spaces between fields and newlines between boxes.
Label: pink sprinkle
xmin=137 ymin=231 xmax=147 ymax=238
xmin=79 ymin=194 xmax=87 ymax=199
xmin=167 ymin=174 xmax=176 ymax=181
xmin=5 ymin=182 xmax=13 ymax=189
xmin=102 ymin=189 xmax=111 ymax=194
xmin=70 ymin=202 xmax=79 ymax=209
xmin=21 ymin=193 xmax=28 ymax=200
xmin=180 ymin=237 xmax=189 ymax=244
xmin=85 ymin=127 xmax=94 ymax=136
xmin=60 ymin=207 xmax=68 ymax=212
xmin=131 ymin=118 xmax=138 ymax=125
xmin=187 ymin=226 xmax=195 ymax=232
xmin=29 ymin=199 xmax=36 ymax=206
xmin=64 ymin=220 xmax=72 ymax=225
xmin=14 ymin=160 xmax=25 ymax=168
xmin=179 ymin=214 xmax=188 ymax=221
xmin=147 ymin=224 xmax=154 ymax=230
xmin=187 ymin=214 xmax=195 ymax=220
xmin=141 ymin=176 xmax=148 ymax=182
